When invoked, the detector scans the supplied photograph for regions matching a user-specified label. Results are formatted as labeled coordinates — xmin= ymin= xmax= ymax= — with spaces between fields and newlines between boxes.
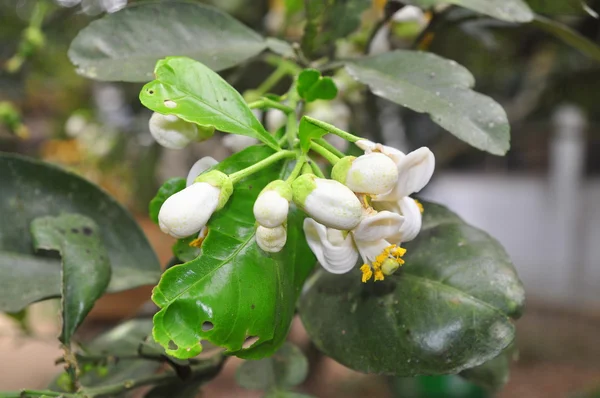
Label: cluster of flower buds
xmin=253 ymin=180 xmax=293 ymax=252
xmin=301 ymin=140 xmax=435 ymax=282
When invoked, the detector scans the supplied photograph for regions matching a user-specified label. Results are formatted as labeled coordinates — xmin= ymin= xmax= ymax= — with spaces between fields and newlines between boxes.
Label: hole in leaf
xmin=242 ymin=336 xmax=259 ymax=349
xmin=164 ymin=100 xmax=177 ymax=108
xmin=148 ymin=89 xmax=154 ymax=95
xmin=168 ymin=340 xmax=178 ymax=350
xmin=201 ymin=321 xmax=214 ymax=332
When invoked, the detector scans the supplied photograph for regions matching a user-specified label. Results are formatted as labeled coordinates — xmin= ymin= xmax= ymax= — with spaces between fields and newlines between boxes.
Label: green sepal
xmin=291 ymin=174 xmax=317 ymax=207
xmin=260 ymin=180 xmax=293 ymax=202
xmin=330 ymin=156 xmax=355 ymax=185
xmin=194 ymin=170 xmax=234 ymax=210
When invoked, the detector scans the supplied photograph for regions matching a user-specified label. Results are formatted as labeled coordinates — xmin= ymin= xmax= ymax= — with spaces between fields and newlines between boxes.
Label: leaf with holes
xmin=299 ymin=201 xmax=525 ymax=376
xmin=140 ymin=57 xmax=279 ymax=150
xmin=346 ymin=51 xmax=511 ymax=155
xmin=0 ymin=153 xmax=160 ymax=313
xmin=149 ymin=177 xmax=186 ymax=224
xmin=151 ymin=146 xmax=316 ymax=360
xmin=31 ymin=214 xmax=111 ymax=346
xmin=68 ymin=2 xmax=267 ymax=82
xmin=297 ymin=69 xmax=338 ymax=102
xmin=236 ymin=342 xmax=309 ymax=391
xmin=532 ymin=15 xmax=600 ymax=63
xmin=405 ymin=0 xmax=533 ymax=22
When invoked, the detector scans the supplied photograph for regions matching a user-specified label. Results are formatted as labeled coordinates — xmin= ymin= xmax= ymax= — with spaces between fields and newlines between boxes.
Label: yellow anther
xmin=414 ymin=199 xmax=424 ymax=213
xmin=391 ymin=246 xmax=407 ymax=257
xmin=374 ymin=269 xmax=385 ymax=281
xmin=189 ymin=237 xmax=205 ymax=248
xmin=360 ymin=264 xmax=373 ymax=283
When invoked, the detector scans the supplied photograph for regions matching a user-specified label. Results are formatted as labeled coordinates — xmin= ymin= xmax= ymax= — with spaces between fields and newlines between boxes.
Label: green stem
xmin=0 ymin=390 xmax=75 ymax=398
xmin=309 ymin=141 xmax=340 ymax=165
xmin=314 ymin=138 xmax=345 ymax=158
xmin=229 ymin=150 xmax=296 ymax=183
xmin=248 ymin=98 xmax=294 ymax=114
xmin=303 ymin=116 xmax=361 ymax=143
xmin=285 ymin=83 xmax=299 ymax=148
xmin=255 ymin=63 xmax=290 ymax=97
xmin=308 ymin=158 xmax=326 ymax=178
xmin=286 ymin=156 xmax=306 ymax=182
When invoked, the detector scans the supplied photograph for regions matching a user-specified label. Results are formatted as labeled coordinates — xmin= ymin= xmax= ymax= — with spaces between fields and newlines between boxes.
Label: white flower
xmin=158 ymin=182 xmax=221 ymax=238
xmin=292 ymin=174 xmax=362 ymax=230
xmin=253 ymin=180 xmax=292 ymax=228
xmin=256 ymin=225 xmax=287 ymax=253
xmin=186 ymin=157 xmax=218 ymax=187
xmin=331 ymin=153 xmax=398 ymax=195
xmin=356 ymin=139 xmax=435 ymax=242
xmin=304 ymin=210 xmax=407 ymax=282
xmin=222 ymin=134 xmax=259 ymax=153
xmin=149 ymin=113 xmax=199 ymax=149
xmin=158 ymin=170 xmax=233 ymax=239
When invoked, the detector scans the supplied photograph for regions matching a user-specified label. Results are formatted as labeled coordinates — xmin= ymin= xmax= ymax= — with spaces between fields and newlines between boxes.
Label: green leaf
xmin=0 ymin=153 xmax=160 ymax=313
xmin=266 ymin=38 xmax=296 ymax=58
xmin=346 ymin=51 xmax=510 ymax=155
xmin=151 ymin=146 xmax=316 ymax=360
xmin=236 ymin=342 xmax=309 ymax=390
xmin=406 ymin=0 xmax=534 ymax=22
xmin=297 ymin=69 xmax=338 ymax=102
xmin=31 ymin=214 xmax=111 ymax=346
xmin=298 ymin=201 xmax=524 ymax=376
xmin=298 ymin=117 xmax=328 ymax=153
xmin=140 ymin=57 xmax=279 ymax=150
xmin=532 ymin=15 xmax=600 ymax=63
xmin=173 ymin=236 xmax=202 ymax=263
xmin=149 ymin=177 xmax=186 ymax=224
xmin=526 ymin=0 xmax=595 ymax=16
xmin=460 ymin=348 xmax=513 ymax=392
xmin=68 ymin=2 xmax=267 ymax=82
xmin=301 ymin=0 xmax=371 ymax=58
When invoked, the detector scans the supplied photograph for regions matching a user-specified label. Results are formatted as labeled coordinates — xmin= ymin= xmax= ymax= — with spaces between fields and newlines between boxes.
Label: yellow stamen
xmin=374 ymin=269 xmax=385 ymax=281
xmin=360 ymin=264 xmax=373 ymax=283
xmin=189 ymin=237 xmax=205 ymax=248
xmin=414 ymin=199 xmax=424 ymax=213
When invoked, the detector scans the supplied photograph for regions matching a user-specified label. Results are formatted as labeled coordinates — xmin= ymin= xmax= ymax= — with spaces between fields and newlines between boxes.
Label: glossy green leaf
xmin=236 ymin=342 xmax=309 ymax=390
xmin=298 ymin=117 xmax=328 ymax=153
xmin=140 ymin=57 xmax=279 ymax=150
xmin=31 ymin=214 xmax=111 ymax=346
xmin=0 ymin=153 xmax=160 ymax=313
xmin=68 ymin=2 xmax=267 ymax=82
xmin=406 ymin=0 xmax=533 ymax=22
xmin=299 ymin=201 xmax=524 ymax=376
xmin=152 ymin=146 xmax=316 ymax=360
xmin=149 ymin=177 xmax=186 ymax=224
xmin=460 ymin=348 xmax=512 ymax=392
xmin=532 ymin=15 xmax=600 ymax=63
xmin=297 ymin=69 xmax=338 ymax=102
xmin=346 ymin=51 xmax=510 ymax=155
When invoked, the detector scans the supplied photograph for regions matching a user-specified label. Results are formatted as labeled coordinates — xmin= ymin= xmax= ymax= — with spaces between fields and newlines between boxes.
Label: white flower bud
xmin=253 ymin=180 xmax=292 ymax=228
xmin=149 ymin=113 xmax=213 ymax=149
xmin=256 ymin=225 xmax=287 ymax=253
xmin=332 ymin=153 xmax=398 ymax=195
xmin=158 ymin=182 xmax=220 ymax=238
xmin=292 ymin=175 xmax=362 ymax=231
xmin=158 ymin=170 xmax=233 ymax=238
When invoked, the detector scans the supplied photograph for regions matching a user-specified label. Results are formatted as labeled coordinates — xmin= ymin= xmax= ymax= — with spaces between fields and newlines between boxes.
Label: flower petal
xmin=352 ymin=211 xmax=404 ymax=242
xmin=355 ymin=238 xmax=390 ymax=265
xmin=356 ymin=139 xmax=405 ymax=164
xmin=392 ymin=197 xmax=422 ymax=243
xmin=186 ymin=157 xmax=218 ymax=187
xmin=375 ymin=147 xmax=434 ymax=201
xmin=303 ymin=218 xmax=358 ymax=274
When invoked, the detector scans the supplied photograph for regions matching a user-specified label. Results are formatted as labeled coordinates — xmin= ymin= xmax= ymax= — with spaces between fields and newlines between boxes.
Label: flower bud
xmin=331 ymin=153 xmax=398 ymax=195
xmin=256 ymin=225 xmax=287 ymax=253
xmin=149 ymin=112 xmax=214 ymax=149
xmin=292 ymin=174 xmax=362 ymax=231
xmin=253 ymin=180 xmax=292 ymax=228
xmin=158 ymin=170 xmax=233 ymax=238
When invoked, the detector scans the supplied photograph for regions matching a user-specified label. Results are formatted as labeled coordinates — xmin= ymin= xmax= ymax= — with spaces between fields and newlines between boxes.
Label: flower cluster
xmin=148 ymin=110 xmax=434 ymax=283
xmin=301 ymin=140 xmax=435 ymax=282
